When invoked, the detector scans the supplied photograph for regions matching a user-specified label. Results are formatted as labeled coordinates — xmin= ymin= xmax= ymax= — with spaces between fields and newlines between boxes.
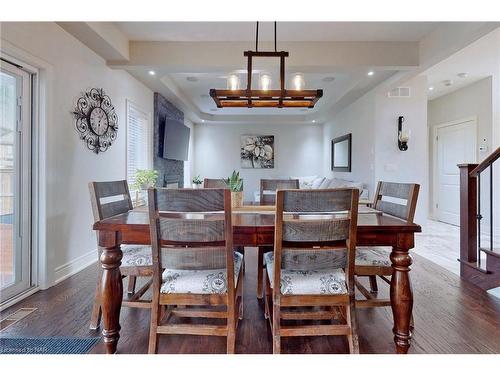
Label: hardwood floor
xmin=1 ymin=248 xmax=499 ymax=354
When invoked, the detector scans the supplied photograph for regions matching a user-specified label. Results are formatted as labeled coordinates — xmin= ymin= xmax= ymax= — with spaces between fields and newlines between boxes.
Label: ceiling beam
xmin=108 ymin=41 xmax=419 ymax=71
xmin=58 ymin=22 xmax=130 ymax=61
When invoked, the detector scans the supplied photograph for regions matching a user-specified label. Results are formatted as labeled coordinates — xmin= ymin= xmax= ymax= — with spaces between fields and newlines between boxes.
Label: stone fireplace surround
xmin=153 ymin=92 xmax=184 ymax=188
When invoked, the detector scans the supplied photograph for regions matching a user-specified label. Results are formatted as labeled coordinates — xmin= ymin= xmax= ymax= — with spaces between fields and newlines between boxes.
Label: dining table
xmin=93 ymin=203 xmax=421 ymax=354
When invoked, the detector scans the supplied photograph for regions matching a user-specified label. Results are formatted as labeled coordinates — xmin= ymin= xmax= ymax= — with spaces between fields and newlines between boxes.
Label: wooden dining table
xmin=93 ymin=204 xmax=421 ymax=354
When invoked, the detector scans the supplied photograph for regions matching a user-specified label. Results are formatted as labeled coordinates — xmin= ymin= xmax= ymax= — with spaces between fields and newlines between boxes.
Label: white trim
xmin=1 ymin=39 xmax=53 ymax=290
xmin=54 ymin=249 xmax=97 ymax=285
xmin=431 ymin=116 xmax=478 ymax=220
xmin=0 ymin=286 xmax=40 ymax=312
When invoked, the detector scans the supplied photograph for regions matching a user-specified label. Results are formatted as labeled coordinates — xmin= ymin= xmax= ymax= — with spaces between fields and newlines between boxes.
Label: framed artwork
xmin=331 ymin=133 xmax=352 ymax=172
xmin=240 ymin=135 xmax=274 ymax=169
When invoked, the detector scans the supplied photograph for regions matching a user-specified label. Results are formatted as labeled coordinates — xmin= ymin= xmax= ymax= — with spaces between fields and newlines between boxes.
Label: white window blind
xmin=126 ymin=102 xmax=151 ymax=190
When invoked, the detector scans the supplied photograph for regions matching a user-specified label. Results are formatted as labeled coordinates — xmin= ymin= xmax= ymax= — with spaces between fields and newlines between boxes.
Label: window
xmin=126 ymin=101 xmax=151 ymax=190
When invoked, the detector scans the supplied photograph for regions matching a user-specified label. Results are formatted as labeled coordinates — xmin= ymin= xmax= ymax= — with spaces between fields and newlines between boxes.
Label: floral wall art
xmin=240 ymin=135 xmax=274 ymax=169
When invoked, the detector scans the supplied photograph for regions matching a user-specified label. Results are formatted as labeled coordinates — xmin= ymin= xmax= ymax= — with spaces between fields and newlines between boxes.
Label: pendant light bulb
xmin=292 ymin=73 xmax=305 ymax=90
xmin=227 ymin=74 xmax=240 ymax=91
xmin=260 ymin=73 xmax=272 ymax=91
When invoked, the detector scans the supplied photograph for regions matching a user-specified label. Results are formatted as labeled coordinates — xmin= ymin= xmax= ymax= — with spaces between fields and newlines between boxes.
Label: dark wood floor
xmin=1 ymin=248 xmax=499 ymax=354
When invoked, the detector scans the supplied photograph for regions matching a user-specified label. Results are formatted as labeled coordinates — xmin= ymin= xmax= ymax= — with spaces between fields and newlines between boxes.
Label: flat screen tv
xmin=161 ymin=118 xmax=190 ymax=161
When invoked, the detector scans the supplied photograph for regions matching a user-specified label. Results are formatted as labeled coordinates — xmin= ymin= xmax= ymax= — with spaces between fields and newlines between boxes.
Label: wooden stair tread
xmin=457 ymin=259 xmax=490 ymax=274
xmin=480 ymin=248 xmax=500 ymax=259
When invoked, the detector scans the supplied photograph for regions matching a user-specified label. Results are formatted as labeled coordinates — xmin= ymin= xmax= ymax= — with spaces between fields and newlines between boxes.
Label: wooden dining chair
xmin=147 ymin=188 xmax=244 ymax=354
xmin=88 ymin=180 xmax=153 ymax=330
xmin=203 ymin=178 xmax=227 ymax=188
xmin=256 ymin=179 xmax=299 ymax=299
xmin=263 ymin=188 xmax=360 ymax=354
xmin=355 ymin=181 xmax=419 ymax=310
xmin=204 ymin=177 xmax=245 ymax=266
xmin=259 ymin=179 xmax=299 ymax=205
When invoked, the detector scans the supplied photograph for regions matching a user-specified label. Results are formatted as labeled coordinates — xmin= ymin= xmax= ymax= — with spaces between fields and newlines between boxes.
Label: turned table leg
xmin=390 ymin=234 xmax=414 ymax=354
xmin=98 ymin=231 xmax=123 ymax=354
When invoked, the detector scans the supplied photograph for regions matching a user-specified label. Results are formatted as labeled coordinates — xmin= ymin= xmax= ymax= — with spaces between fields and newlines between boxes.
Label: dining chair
xmin=147 ymin=188 xmax=244 ymax=354
xmin=355 ymin=181 xmax=419 ymax=312
xmin=204 ymin=177 xmax=245 ymax=269
xmin=257 ymin=179 xmax=299 ymax=299
xmin=203 ymin=178 xmax=227 ymax=188
xmin=259 ymin=179 xmax=299 ymax=205
xmin=263 ymin=188 xmax=360 ymax=354
xmin=88 ymin=180 xmax=153 ymax=330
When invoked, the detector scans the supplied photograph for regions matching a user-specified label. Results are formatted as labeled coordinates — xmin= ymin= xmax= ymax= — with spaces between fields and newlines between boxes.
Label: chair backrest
xmin=372 ymin=181 xmax=420 ymax=223
xmin=273 ymin=188 xmax=359 ymax=296
xmin=260 ymin=179 xmax=299 ymax=205
xmin=147 ymin=188 xmax=235 ymax=294
xmin=88 ymin=180 xmax=133 ymax=222
xmin=203 ymin=178 xmax=227 ymax=189
xmin=203 ymin=178 xmax=244 ymax=190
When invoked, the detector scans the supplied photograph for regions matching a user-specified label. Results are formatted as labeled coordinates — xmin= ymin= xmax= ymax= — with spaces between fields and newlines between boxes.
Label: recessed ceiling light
xmin=186 ymin=76 xmax=198 ymax=82
xmin=322 ymin=76 xmax=335 ymax=82
xmin=367 ymin=71 xmax=375 ymax=76
xmin=428 ymin=86 xmax=434 ymax=91
xmin=201 ymin=119 xmax=205 ymax=122
xmin=200 ymin=94 xmax=209 ymax=98
xmin=148 ymin=70 xmax=155 ymax=76
xmin=457 ymin=72 xmax=468 ymax=78
xmin=312 ymin=120 xmax=316 ymax=123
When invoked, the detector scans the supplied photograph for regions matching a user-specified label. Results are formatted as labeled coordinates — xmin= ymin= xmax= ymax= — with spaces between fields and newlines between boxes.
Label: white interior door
xmin=435 ymin=119 xmax=477 ymax=226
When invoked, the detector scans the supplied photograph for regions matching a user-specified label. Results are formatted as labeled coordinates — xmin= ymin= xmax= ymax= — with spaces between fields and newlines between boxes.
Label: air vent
xmin=388 ymin=87 xmax=411 ymax=98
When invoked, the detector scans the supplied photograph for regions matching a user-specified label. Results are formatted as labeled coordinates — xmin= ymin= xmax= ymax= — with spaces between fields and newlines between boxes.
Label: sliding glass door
xmin=0 ymin=59 xmax=32 ymax=304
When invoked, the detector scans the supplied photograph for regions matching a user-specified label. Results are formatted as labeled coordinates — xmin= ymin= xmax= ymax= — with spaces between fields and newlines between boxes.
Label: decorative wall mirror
xmin=331 ymin=133 xmax=352 ymax=172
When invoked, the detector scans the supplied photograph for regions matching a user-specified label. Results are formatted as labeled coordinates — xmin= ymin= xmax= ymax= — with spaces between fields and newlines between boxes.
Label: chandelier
xmin=209 ymin=22 xmax=323 ymax=109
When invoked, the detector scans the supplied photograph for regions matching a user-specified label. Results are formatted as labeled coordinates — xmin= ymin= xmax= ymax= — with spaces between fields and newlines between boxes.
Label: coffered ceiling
xmin=59 ymin=22 xmax=500 ymax=124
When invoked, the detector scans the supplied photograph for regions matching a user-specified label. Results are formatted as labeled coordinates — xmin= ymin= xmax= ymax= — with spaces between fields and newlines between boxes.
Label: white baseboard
xmin=54 ymin=249 xmax=97 ymax=285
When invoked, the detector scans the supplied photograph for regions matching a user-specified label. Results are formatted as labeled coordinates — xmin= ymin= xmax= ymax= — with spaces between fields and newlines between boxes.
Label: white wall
xmin=322 ymin=91 xmax=376 ymax=196
xmin=1 ymin=22 xmax=153 ymax=288
xmin=322 ymin=76 xmax=429 ymax=227
xmin=374 ymin=76 xmax=429 ymax=227
xmin=194 ymin=122 xmax=323 ymax=201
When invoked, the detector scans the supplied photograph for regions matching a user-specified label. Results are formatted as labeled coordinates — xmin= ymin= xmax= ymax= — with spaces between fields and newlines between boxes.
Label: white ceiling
xmin=163 ymin=69 xmax=395 ymax=116
xmin=115 ymin=22 xmax=439 ymax=42
xmin=423 ymin=29 xmax=499 ymax=100
xmin=111 ymin=21 xmax=448 ymax=123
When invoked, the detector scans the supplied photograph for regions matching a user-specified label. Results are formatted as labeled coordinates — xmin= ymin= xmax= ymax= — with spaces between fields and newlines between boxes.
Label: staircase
xmin=458 ymin=146 xmax=500 ymax=291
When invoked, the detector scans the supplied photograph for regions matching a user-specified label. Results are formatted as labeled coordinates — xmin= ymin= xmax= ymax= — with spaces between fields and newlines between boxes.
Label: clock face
xmin=89 ymin=107 xmax=109 ymax=136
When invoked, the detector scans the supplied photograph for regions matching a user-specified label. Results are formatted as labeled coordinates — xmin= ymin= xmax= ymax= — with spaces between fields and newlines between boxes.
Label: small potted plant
xmin=224 ymin=170 xmax=244 ymax=208
xmin=192 ymin=175 xmax=203 ymax=189
xmin=131 ymin=169 xmax=159 ymax=206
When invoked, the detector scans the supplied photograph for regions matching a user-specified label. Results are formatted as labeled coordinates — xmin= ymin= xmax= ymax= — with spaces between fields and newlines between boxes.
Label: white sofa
xmin=254 ymin=176 xmax=368 ymax=202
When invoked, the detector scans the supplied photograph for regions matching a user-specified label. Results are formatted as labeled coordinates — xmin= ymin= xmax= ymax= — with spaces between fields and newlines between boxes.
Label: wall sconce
xmin=398 ymin=116 xmax=409 ymax=151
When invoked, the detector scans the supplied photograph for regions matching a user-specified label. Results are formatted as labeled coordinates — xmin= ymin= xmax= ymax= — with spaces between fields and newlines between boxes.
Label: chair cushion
xmin=355 ymin=246 xmax=392 ymax=267
xmin=264 ymin=252 xmax=347 ymax=295
xmin=121 ymin=245 xmax=152 ymax=267
xmin=161 ymin=252 xmax=243 ymax=294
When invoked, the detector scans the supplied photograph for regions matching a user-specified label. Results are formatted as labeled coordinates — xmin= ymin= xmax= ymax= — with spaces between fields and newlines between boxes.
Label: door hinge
xmin=16 ymin=96 xmax=22 ymax=132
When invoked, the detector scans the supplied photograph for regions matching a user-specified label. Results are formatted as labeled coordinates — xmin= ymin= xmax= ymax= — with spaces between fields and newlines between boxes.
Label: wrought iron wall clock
xmin=72 ymin=88 xmax=118 ymax=153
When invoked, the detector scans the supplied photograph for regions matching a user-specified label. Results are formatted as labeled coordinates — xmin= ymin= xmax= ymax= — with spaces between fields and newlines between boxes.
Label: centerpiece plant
xmin=131 ymin=169 xmax=159 ymax=206
xmin=224 ymin=170 xmax=244 ymax=208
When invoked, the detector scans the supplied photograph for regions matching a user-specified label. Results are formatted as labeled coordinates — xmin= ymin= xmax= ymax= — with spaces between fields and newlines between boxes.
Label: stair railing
xmin=459 ymin=146 xmax=500 ymax=272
